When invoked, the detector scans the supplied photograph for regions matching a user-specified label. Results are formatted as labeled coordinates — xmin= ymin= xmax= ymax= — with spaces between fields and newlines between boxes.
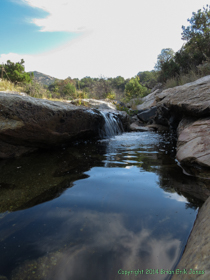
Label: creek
xmin=0 ymin=112 xmax=204 ymax=280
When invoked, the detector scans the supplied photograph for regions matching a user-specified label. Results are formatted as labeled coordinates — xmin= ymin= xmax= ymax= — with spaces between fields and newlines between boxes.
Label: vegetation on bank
xmin=1 ymin=5 xmax=210 ymax=103
xmin=155 ymin=5 xmax=210 ymax=88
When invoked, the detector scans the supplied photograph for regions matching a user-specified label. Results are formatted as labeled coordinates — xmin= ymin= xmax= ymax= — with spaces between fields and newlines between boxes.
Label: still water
xmin=0 ymin=131 xmax=203 ymax=280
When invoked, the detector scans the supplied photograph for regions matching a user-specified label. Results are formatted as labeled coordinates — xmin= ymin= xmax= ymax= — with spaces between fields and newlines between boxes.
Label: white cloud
xmin=1 ymin=0 xmax=208 ymax=79
xmin=165 ymin=192 xmax=188 ymax=203
xmin=14 ymin=209 xmax=182 ymax=280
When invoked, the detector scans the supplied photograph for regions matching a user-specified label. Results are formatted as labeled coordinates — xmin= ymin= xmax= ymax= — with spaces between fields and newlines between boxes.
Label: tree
xmin=112 ymin=76 xmax=126 ymax=91
xmin=63 ymin=83 xmax=76 ymax=98
xmin=155 ymin=48 xmax=175 ymax=71
xmin=181 ymin=5 xmax=210 ymax=61
xmin=158 ymin=60 xmax=180 ymax=82
xmin=137 ymin=70 xmax=158 ymax=89
xmin=0 ymin=59 xmax=32 ymax=84
xmin=125 ymin=76 xmax=147 ymax=100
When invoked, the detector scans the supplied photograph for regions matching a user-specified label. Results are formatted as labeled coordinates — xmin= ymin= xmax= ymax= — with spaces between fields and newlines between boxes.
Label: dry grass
xmin=163 ymin=60 xmax=210 ymax=90
xmin=163 ymin=70 xmax=201 ymax=90
xmin=0 ymin=79 xmax=24 ymax=92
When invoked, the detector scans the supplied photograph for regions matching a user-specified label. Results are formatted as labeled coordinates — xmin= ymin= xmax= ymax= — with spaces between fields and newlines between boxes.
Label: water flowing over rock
xmin=99 ymin=111 xmax=124 ymax=138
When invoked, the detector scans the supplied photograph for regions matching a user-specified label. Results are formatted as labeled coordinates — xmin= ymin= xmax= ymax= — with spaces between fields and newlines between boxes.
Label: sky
xmin=0 ymin=0 xmax=209 ymax=80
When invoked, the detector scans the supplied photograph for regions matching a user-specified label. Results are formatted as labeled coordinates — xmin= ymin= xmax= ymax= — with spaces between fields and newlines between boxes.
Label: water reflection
xmin=0 ymin=131 xmax=209 ymax=280
xmin=10 ymin=210 xmax=182 ymax=280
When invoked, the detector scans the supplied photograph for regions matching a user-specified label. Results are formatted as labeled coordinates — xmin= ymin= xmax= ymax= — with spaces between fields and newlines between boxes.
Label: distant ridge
xmin=29 ymin=71 xmax=58 ymax=86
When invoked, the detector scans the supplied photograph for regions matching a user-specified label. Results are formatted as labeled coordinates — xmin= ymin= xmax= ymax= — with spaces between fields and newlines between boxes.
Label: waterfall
xmin=100 ymin=111 xmax=124 ymax=138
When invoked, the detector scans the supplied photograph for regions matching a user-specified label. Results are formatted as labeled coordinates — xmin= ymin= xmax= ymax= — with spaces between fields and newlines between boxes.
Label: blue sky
xmin=0 ymin=0 xmax=209 ymax=79
xmin=0 ymin=0 xmax=79 ymax=54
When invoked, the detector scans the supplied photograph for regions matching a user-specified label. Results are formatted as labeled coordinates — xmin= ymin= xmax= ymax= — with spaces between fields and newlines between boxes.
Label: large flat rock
xmin=0 ymin=93 xmax=105 ymax=157
xmin=137 ymin=75 xmax=210 ymax=117
xmin=171 ymin=196 xmax=210 ymax=280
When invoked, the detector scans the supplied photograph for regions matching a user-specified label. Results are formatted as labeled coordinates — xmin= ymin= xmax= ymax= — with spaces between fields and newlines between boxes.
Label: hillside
xmin=29 ymin=71 xmax=57 ymax=86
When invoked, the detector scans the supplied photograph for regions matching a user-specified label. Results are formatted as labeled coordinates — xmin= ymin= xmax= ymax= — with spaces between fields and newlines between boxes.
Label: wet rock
xmin=114 ymin=110 xmax=130 ymax=132
xmin=147 ymin=124 xmax=169 ymax=132
xmin=171 ymin=196 xmax=210 ymax=280
xmin=130 ymin=122 xmax=153 ymax=132
xmin=137 ymin=106 xmax=157 ymax=122
xmin=130 ymin=115 xmax=139 ymax=122
xmin=0 ymin=93 xmax=105 ymax=158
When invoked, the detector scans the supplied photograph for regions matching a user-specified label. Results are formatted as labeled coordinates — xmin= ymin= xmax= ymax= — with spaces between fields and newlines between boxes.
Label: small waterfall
xmin=100 ymin=111 xmax=124 ymax=138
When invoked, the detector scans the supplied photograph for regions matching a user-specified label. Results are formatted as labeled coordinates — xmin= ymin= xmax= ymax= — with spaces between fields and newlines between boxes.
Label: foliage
xmin=158 ymin=59 xmax=180 ymax=82
xmin=116 ymin=104 xmax=139 ymax=116
xmin=49 ymin=78 xmax=77 ymax=99
xmin=124 ymin=76 xmax=148 ymax=101
xmin=181 ymin=5 xmax=210 ymax=59
xmin=24 ymin=80 xmax=51 ymax=98
xmin=63 ymin=83 xmax=76 ymax=98
xmin=137 ymin=70 xmax=159 ymax=89
xmin=106 ymin=91 xmax=116 ymax=100
xmin=0 ymin=59 xmax=33 ymax=84
xmin=156 ymin=6 xmax=210 ymax=84
xmin=72 ymin=76 xmax=127 ymax=100
xmin=155 ymin=48 xmax=175 ymax=71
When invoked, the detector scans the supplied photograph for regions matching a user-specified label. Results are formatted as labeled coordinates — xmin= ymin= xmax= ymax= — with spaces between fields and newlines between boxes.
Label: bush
xmin=125 ymin=76 xmax=148 ymax=101
xmin=24 ymin=81 xmax=53 ymax=99
xmin=0 ymin=59 xmax=32 ymax=85
xmin=106 ymin=91 xmax=116 ymax=100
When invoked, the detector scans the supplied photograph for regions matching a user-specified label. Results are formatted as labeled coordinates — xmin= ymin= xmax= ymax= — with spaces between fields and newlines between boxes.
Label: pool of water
xmin=0 ymin=131 xmax=203 ymax=280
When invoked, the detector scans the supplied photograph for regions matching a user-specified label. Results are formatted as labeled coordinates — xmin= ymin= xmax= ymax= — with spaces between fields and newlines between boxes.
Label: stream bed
xmin=0 ymin=131 xmax=204 ymax=280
